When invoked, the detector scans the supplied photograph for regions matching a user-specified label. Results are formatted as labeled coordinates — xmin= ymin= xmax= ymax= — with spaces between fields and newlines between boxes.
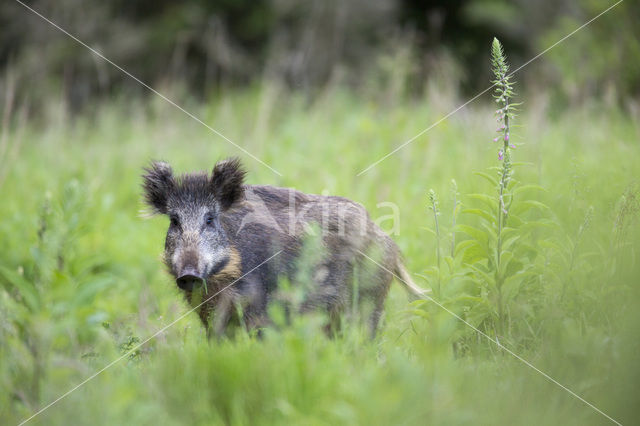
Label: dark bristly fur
xmin=142 ymin=161 xmax=174 ymax=214
xmin=142 ymin=157 xmax=427 ymax=339
xmin=211 ymin=158 xmax=247 ymax=210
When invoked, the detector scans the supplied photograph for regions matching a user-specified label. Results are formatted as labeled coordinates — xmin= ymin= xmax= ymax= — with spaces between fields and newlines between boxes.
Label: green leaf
xmin=498 ymin=250 xmax=515 ymax=279
xmin=468 ymin=264 xmax=495 ymax=289
xmin=467 ymin=193 xmax=497 ymax=209
xmin=461 ymin=208 xmax=495 ymax=224
xmin=408 ymin=299 xmax=428 ymax=308
xmin=513 ymin=184 xmax=546 ymax=196
xmin=511 ymin=162 xmax=535 ymax=168
xmin=498 ymin=227 xmax=519 ymax=243
xmin=466 ymin=299 xmax=496 ymax=328
xmin=0 ymin=265 xmax=40 ymax=312
xmin=480 ymin=222 xmax=498 ymax=244
xmin=473 ymin=171 xmax=499 ymax=187
xmin=518 ymin=220 xmax=554 ymax=235
xmin=506 ymin=179 xmax=519 ymax=191
xmin=421 ymin=227 xmax=437 ymax=236
xmin=453 ymin=202 xmax=463 ymax=217
xmin=455 ymin=239 xmax=476 ymax=257
xmin=511 ymin=200 xmax=550 ymax=216
xmin=455 ymin=295 xmax=486 ymax=304
xmin=417 ymin=269 xmax=438 ymax=278
xmin=501 ymin=234 xmax=521 ymax=253
xmin=409 ymin=309 xmax=431 ymax=320
xmin=72 ymin=276 xmax=114 ymax=307
xmin=456 ymin=224 xmax=489 ymax=245
xmin=502 ymin=269 xmax=538 ymax=303
xmin=504 ymin=214 xmax=525 ymax=228
xmin=462 ymin=242 xmax=488 ymax=265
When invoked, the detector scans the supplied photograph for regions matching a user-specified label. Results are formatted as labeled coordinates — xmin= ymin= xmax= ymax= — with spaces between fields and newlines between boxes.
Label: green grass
xmin=1 ymin=86 xmax=639 ymax=425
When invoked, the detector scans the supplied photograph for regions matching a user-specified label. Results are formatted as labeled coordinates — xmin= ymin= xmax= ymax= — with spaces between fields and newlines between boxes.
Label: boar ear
xmin=142 ymin=161 xmax=175 ymax=214
xmin=211 ymin=157 xmax=246 ymax=210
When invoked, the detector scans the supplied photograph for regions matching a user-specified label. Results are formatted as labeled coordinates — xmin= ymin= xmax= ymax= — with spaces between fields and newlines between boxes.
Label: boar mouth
xmin=176 ymin=269 xmax=205 ymax=291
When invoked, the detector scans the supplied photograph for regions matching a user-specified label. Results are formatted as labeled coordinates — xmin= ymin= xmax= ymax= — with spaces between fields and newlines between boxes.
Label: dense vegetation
xmin=2 ymin=41 xmax=639 ymax=422
xmin=1 ymin=0 xmax=640 ymax=414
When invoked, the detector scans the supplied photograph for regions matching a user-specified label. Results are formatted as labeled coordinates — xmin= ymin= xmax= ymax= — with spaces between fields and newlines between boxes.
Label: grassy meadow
xmin=1 ymin=83 xmax=639 ymax=425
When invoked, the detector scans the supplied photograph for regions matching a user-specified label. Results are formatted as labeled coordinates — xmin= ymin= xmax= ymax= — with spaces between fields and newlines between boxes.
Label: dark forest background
xmin=1 ymin=0 xmax=639 ymax=113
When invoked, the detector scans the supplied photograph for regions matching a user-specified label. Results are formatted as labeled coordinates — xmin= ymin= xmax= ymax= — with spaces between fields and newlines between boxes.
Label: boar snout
xmin=176 ymin=268 xmax=204 ymax=291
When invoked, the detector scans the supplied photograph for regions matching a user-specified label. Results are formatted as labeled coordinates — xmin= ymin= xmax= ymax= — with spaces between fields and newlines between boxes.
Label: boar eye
xmin=205 ymin=215 xmax=214 ymax=226
xmin=170 ymin=215 xmax=179 ymax=227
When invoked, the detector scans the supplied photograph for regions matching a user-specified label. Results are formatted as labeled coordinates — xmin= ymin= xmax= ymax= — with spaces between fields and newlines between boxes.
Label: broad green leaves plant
xmin=414 ymin=38 xmax=556 ymax=346
xmin=0 ymin=181 xmax=115 ymax=407
xmin=458 ymin=39 xmax=553 ymax=340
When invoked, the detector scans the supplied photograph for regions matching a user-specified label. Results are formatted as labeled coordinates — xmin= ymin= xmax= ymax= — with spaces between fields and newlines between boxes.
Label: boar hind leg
xmin=368 ymin=300 xmax=386 ymax=339
xmin=363 ymin=268 xmax=393 ymax=339
xmin=299 ymin=260 xmax=352 ymax=335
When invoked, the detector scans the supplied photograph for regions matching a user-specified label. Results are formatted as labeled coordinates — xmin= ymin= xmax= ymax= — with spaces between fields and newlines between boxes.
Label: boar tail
xmin=395 ymin=260 xmax=431 ymax=299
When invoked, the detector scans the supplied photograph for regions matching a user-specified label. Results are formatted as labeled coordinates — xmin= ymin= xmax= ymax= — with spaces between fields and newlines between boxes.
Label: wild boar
xmin=142 ymin=158 xmax=427 ymax=338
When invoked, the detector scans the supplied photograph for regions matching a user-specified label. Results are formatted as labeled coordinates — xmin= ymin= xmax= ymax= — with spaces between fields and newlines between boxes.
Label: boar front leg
xmin=196 ymin=294 xmax=234 ymax=340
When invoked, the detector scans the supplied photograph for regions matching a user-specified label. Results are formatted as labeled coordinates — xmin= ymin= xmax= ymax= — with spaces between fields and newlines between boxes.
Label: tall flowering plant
xmin=492 ymin=37 xmax=518 ymax=220
xmin=455 ymin=38 xmax=545 ymax=339
xmin=415 ymin=38 xmax=551 ymax=344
